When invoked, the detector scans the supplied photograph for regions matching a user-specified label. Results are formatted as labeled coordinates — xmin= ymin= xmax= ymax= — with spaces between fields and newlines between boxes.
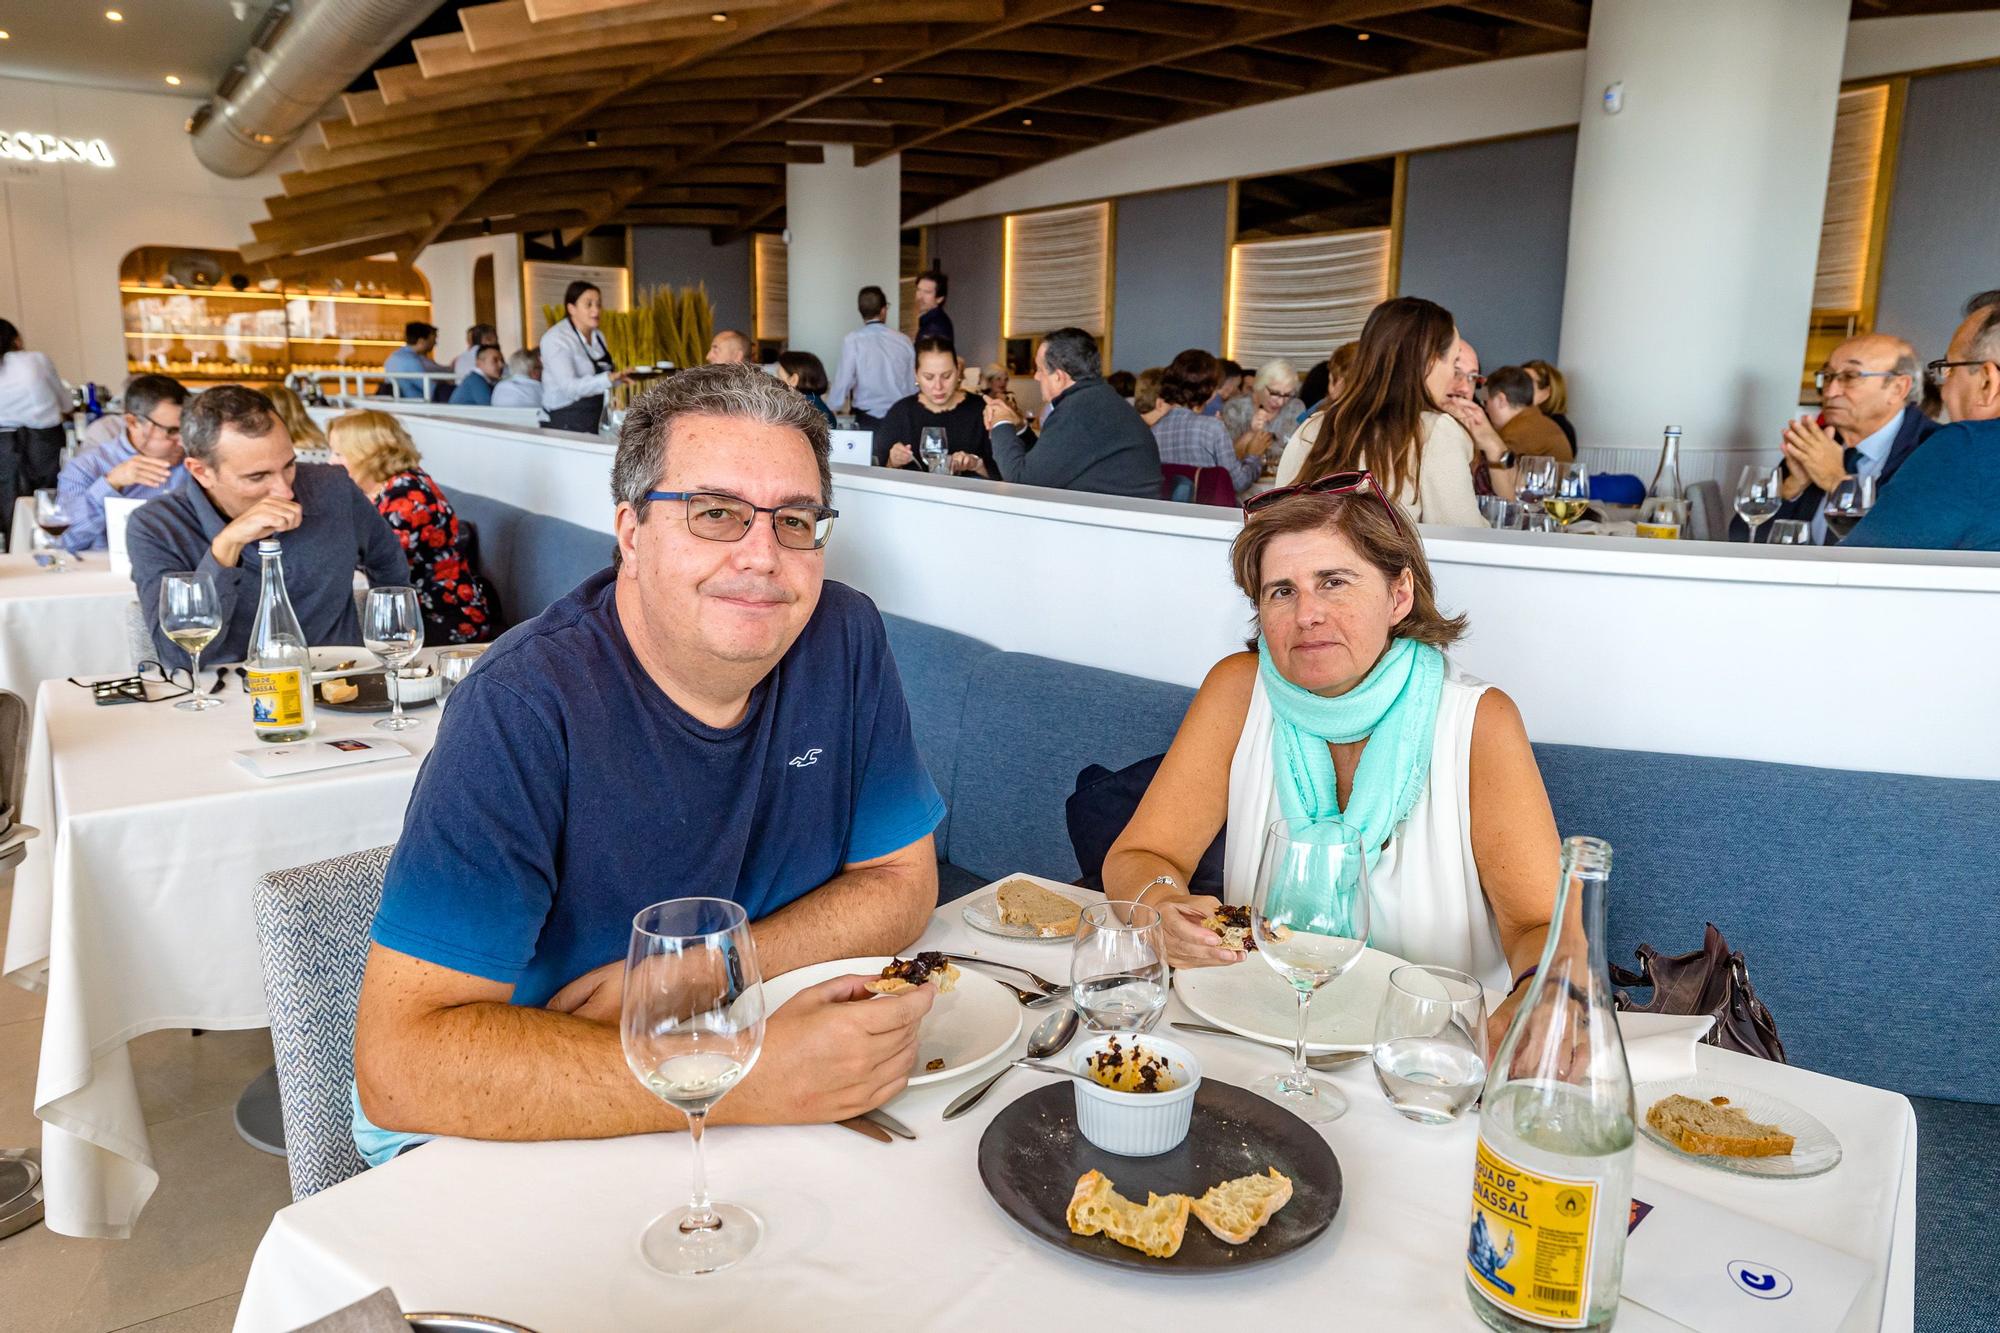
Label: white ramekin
xmin=1070 ymin=1033 xmax=1202 ymax=1157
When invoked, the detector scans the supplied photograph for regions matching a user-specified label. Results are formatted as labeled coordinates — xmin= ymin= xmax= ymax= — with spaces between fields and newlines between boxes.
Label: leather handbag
xmin=1611 ymin=922 xmax=1787 ymax=1063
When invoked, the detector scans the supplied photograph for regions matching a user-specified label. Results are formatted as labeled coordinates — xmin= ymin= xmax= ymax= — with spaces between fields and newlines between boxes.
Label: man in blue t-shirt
xmin=353 ymin=364 xmax=947 ymax=1161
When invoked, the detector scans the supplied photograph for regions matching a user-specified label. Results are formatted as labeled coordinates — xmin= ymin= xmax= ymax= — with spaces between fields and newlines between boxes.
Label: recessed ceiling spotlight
xmin=165 ymin=75 xmax=183 ymax=86
xmin=871 ymin=76 xmax=884 ymax=84
xmin=0 ymin=30 xmax=11 ymax=40
xmin=1021 ymin=117 xmax=1034 ymax=126
xmin=106 ymin=9 xmax=124 ymax=20
xmin=711 ymin=11 xmax=728 ymax=20
xmin=585 ymin=128 xmax=600 ymax=147
xmin=1089 ymin=2 xmax=1104 ymax=10
xmin=1356 ymin=31 xmax=1371 ymax=40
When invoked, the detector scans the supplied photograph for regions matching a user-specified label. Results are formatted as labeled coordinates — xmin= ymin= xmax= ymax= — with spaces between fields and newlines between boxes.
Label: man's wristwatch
xmin=1495 ymin=449 xmax=1517 ymax=469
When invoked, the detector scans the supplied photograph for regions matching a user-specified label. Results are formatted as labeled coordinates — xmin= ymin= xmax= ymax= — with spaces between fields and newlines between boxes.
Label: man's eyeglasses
xmin=134 ymin=414 xmax=182 ymax=439
xmin=1242 ymin=470 xmax=1402 ymax=529
xmin=1814 ymin=369 xmax=1903 ymax=392
xmin=645 ymin=490 xmax=840 ymax=551
xmin=1925 ymin=358 xmax=1991 ymax=388
xmin=67 ymin=660 xmax=225 ymax=704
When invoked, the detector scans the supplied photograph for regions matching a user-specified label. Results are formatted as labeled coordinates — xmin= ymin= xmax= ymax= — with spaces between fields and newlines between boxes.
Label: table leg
xmin=235 ymin=1066 xmax=287 ymax=1158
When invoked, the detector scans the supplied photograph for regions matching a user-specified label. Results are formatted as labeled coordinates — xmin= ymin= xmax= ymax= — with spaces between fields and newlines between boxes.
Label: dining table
xmin=231 ymin=889 xmax=1916 ymax=1333
xmin=1 ymin=671 xmax=439 ymax=1239
xmin=0 ymin=552 xmax=139 ymax=705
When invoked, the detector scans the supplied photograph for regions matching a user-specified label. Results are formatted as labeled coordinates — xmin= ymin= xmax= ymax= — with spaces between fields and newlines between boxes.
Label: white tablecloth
xmin=0 ymin=553 xmax=137 ymax=704
xmin=233 ymin=900 xmax=1916 ymax=1332
xmin=1 ymin=678 xmax=436 ymax=1238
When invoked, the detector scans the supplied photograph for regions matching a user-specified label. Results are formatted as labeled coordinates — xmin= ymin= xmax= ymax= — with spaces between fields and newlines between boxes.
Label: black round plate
xmin=977 ymin=1079 xmax=1342 ymax=1273
xmin=314 ymin=673 xmax=436 ymax=713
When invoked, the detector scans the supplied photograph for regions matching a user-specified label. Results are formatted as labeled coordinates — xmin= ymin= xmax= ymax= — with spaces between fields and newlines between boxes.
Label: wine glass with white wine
xmin=1543 ymin=461 xmax=1592 ymax=529
xmin=158 ymin=571 xmax=222 ymax=711
xmin=362 ymin=586 xmax=424 ymax=732
xmin=622 ymin=897 xmax=766 ymax=1277
xmin=1735 ymin=464 xmax=1784 ymax=542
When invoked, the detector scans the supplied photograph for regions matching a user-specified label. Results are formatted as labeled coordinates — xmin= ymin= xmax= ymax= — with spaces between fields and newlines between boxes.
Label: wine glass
xmin=1544 ymin=461 xmax=1591 ymax=529
xmin=1372 ymin=965 xmax=1487 ymax=1124
xmin=157 ymin=572 xmax=222 ymax=711
xmin=1070 ymin=901 xmax=1167 ymax=1034
xmin=362 ymin=586 xmax=424 ymax=732
xmin=1735 ymin=464 xmax=1784 ymax=541
xmin=1768 ymin=519 xmax=1812 ymax=546
xmin=919 ymin=426 xmax=949 ymax=475
xmin=1514 ymin=456 xmax=1556 ymax=513
xmin=1250 ymin=817 xmax=1372 ymax=1122
xmin=1476 ymin=496 xmax=1521 ymax=530
xmin=1822 ymin=474 xmax=1876 ymax=543
xmin=622 ymin=897 xmax=766 ymax=1277
xmin=436 ymin=647 xmax=482 ymax=702
xmin=34 ymin=489 xmax=71 ymax=571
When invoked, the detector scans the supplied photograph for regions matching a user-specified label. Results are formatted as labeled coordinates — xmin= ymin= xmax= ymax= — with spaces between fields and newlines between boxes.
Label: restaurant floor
xmin=0 ymin=878 xmax=290 ymax=1332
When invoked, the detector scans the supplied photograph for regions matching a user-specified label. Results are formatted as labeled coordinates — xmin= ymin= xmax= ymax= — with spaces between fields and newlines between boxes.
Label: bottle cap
xmin=1664 ymin=425 xmax=1682 ymax=435
xmin=257 ymin=538 xmax=281 ymax=553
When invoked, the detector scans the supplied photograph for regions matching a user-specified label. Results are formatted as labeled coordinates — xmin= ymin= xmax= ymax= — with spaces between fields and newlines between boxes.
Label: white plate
xmin=760 ymin=955 xmax=1022 ymax=1086
xmin=959 ymin=874 xmax=1098 ymax=942
xmin=311 ymin=646 xmax=441 ymax=703
xmin=1634 ymin=1077 xmax=1843 ymax=1179
xmin=1171 ymin=945 xmax=1409 ymax=1053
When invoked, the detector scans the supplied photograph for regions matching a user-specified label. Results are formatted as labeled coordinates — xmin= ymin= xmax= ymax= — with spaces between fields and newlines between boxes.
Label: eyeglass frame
xmin=66 ymin=659 xmax=227 ymax=704
xmin=130 ymin=412 xmax=183 ymax=440
xmin=643 ymin=489 xmax=841 ymax=550
xmin=1925 ymin=358 xmax=1993 ymax=388
xmin=1813 ymin=368 xmax=1905 ymax=392
xmin=1242 ymin=469 xmax=1403 ymax=531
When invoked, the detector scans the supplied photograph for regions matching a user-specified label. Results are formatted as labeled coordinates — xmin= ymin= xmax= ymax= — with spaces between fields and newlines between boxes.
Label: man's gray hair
xmin=505 ymin=347 xmax=540 ymax=378
xmin=611 ymin=363 xmax=833 ymax=520
xmin=1970 ymin=306 xmax=2000 ymax=365
xmin=1891 ymin=345 xmax=1922 ymax=404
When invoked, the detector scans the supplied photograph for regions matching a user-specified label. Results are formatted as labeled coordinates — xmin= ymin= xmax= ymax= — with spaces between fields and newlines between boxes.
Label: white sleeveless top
xmin=1223 ymin=662 xmax=1508 ymax=990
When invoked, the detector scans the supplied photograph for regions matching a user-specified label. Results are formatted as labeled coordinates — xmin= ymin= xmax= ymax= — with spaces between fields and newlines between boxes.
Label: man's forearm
xmin=752 ymin=860 xmax=934 ymax=978
xmin=989 ymin=422 xmax=1027 ymax=481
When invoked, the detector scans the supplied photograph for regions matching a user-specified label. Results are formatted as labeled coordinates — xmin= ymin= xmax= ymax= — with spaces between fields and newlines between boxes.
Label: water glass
xmin=622 ymin=897 xmax=766 ymax=1277
xmin=1251 ymin=817 xmax=1371 ymax=1123
xmin=157 ymin=571 xmax=223 ymax=712
xmin=436 ymin=647 xmax=483 ymax=701
xmin=919 ymin=426 xmax=949 ymax=474
xmin=1477 ymin=496 xmax=1521 ymax=530
xmin=363 ymin=586 xmax=425 ymax=732
xmin=1070 ymin=901 xmax=1167 ymax=1034
xmin=1520 ymin=510 xmax=1558 ymax=534
xmin=1768 ymin=518 xmax=1812 ymax=546
xmin=1515 ymin=456 xmax=1557 ymax=512
xmin=1735 ymin=464 xmax=1784 ymax=540
xmin=1372 ymin=965 xmax=1487 ymax=1124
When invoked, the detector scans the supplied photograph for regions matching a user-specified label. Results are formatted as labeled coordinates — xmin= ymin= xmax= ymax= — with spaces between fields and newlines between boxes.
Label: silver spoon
xmin=943 ymin=1004 xmax=1079 ymax=1120
xmin=1170 ymin=1021 xmax=1370 ymax=1069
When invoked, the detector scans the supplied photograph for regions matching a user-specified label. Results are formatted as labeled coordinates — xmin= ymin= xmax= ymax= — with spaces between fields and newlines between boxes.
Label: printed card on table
xmin=233 ymin=737 xmax=412 ymax=780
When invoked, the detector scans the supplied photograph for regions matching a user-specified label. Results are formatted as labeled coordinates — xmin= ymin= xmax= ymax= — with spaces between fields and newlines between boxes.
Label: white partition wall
xmin=399 ymin=416 xmax=2000 ymax=781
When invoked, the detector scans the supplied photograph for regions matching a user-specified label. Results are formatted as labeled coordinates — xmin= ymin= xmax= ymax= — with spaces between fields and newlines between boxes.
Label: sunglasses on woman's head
xmin=1242 ymin=470 xmax=1402 ymax=529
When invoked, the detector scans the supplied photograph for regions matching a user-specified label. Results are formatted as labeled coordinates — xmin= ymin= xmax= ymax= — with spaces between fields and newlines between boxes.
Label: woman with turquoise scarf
xmin=1103 ymin=476 xmax=1564 ymax=1046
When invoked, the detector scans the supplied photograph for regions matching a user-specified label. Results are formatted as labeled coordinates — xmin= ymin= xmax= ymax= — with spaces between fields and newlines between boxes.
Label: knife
xmin=835 ymin=1116 xmax=893 ymax=1143
xmin=863 ymin=1108 xmax=916 ymax=1140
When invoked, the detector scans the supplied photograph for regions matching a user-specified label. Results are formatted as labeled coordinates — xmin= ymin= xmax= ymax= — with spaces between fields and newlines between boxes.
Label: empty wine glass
xmin=622 ymin=897 xmax=766 ymax=1277
xmin=1372 ymin=965 xmax=1487 ymax=1124
xmin=1735 ymin=464 xmax=1784 ymax=541
xmin=33 ymin=489 xmax=71 ymax=571
xmin=1515 ymin=456 xmax=1557 ymax=513
xmin=1768 ymin=519 xmax=1812 ymax=546
xmin=919 ymin=426 xmax=949 ymax=475
xmin=1822 ymin=474 xmax=1876 ymax=543
xmin=1251 ymin=817 xmax=1372 ymax=1122
xmin=1070 ymin=900 xmax=1167 ymax=1033
xmin=157 ymin=572 xmax=222 ymax=711
xmin=362 ymin=586 xmax=424 ymax=732
xmin=1545 ymin=461 xmax=1591 ymax=529
xmin=436 ymin=647 xmax=482 ymax=702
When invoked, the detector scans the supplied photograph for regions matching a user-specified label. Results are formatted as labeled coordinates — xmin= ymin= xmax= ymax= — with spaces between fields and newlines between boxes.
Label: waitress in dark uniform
xmin=538 ymin=280 xmax=629 ymax=433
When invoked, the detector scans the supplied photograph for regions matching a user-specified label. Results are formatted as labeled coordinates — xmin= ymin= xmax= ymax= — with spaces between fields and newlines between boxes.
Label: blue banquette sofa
xmin=450 ymin=490 xmax=1994 ymax=1333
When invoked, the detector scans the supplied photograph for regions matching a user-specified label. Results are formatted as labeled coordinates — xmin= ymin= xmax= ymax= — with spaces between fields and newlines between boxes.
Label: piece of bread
xmin=1646 ymin=1093 xmax=1795 ymax=1158
xmin=1065 ymin=1170 xmax=1191 ymax=1259
xmin=995 ymin=877 xmax=1080 ymax=937
xmin=863 ymin=952 xmax=960 ymax=995
xmin=319 ymin=677 xmax=359 ymax=705
xmin=1188 ymin=1168 xmax=1294 ymax=1244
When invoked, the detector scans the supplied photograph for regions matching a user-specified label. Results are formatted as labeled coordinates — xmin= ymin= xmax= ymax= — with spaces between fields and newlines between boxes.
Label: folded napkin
xmin=1616 ymin=1011 xmax=1714 ymax=1083
xmin=294 ymin=1287 xmax=405 ymax=1333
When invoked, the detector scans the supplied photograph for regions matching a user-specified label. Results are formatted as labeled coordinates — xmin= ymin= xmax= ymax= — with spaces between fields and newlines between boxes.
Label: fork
xmin=942 ymin=953 xmax=1067 ymax=998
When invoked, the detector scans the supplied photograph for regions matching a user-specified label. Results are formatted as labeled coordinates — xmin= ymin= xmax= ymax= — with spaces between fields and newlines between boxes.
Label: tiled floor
xmin=0 ymin=880 xmax=291 ymax=1332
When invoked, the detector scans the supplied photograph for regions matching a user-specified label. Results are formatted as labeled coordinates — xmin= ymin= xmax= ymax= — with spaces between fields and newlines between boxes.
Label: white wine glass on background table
xmin=1070 ymin=900 xmax=1167 ymax=1033
xmin=622 ymin=897 xmax=766 ymax=1277
xmin=33 ymin=488 xmax=72 ymax=570
xmin=1543 ymin=461 xmax=1591 ymax=529
xmin=1514 ymin=456 xmax=1556 ymax=514
xmin=919 ymin=426 xmax=949 ymax=475
xmin=1822 ymin=474 xmax=1875 ymax=543
xmin=157 ymin=571 xmax=222 ymax=711
xmin=1372 ymin=964 xmax=1487 ymax=1124
xmin=1251 ymin=817 xmax=1372 ymax=1123
xmin=1735 ymin=464 xmax=1784 ymax=541
xmin=362 ymin=586 xmax=424 ymax=732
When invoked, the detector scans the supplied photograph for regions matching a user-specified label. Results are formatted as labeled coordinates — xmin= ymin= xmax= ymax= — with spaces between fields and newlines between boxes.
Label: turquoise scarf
xmin=1259 ymin=635 xmax=1445 ymax=871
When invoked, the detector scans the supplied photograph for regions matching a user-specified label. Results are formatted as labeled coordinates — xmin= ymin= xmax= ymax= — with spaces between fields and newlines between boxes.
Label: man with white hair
xmin=1219 ymin=360 xmax=1305 ymax=468
xmin=490 ymin=349 xmax=544 ymax=409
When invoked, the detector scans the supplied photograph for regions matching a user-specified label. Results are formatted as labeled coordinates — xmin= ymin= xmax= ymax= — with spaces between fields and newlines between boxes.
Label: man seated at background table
xmin=55 ymin=372 xmax=188 ymax=552
xmin=446 ymin=344 xmax=506 ymax=407
xmin=384 ymin=322 xmax=450 ymax=400
xmin=490 ymin=348 xmax=544 ymax=409
xmin=125 ymin=385 xmax=409 ymax=669
xmin=1844 ymin=300 xmax=2000 ymax=551
xmin=984 ymin=328 xmax=1162 ymax=498
xmin=706 ymin=329 xmax=752 ymax=365
xmin=351 ymin=364 xmax=946 ymax=1161
xmin=1479 ymin=365 xmax=1573 ymax=463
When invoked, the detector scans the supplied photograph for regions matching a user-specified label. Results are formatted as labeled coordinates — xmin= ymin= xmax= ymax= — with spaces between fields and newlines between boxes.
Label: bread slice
xmin=863 ymin=953 xmax=960 ymax=995
xmin=995 ymin=877 xmax=1081 ymax=937
xmin=1065 ymin=1169 xmax=1191 ymax=1259
xmin=1646 ymin=1093 xmax=1795 ymax=1158
xmin=1188 ymin=1168 xmax=1294 ymax=1244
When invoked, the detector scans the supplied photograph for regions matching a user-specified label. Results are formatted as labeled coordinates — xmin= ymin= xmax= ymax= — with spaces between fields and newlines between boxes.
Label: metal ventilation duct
xmin=191 ymin=0 xmax=435 ymax=179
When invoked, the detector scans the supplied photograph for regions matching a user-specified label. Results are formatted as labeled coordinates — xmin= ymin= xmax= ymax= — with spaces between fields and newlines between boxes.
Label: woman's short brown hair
xmin=1229 ymin=491 xmax=1467 ymax=649
xmin=328 ymin=410 xmax=422 ymax=489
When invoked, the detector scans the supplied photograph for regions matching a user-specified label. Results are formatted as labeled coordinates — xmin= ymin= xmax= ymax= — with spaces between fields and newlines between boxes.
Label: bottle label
xmin=246 ymin=667 xmax=305 ymax=728
xmin=1467 ymin=1137 xmax=1598 ymax=1328
xmin=1633 ymin=522 xmax=1680 ymax=540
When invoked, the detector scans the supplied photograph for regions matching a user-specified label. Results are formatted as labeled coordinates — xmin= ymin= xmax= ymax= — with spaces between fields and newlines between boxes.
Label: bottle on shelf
xmin=245 ymin=539 xmax=316 ymax=743
xmin=1635 ymin=426 xmax=1686 ymax=539
xmin=1466 ymin=836 xmax=1635 ymax=1333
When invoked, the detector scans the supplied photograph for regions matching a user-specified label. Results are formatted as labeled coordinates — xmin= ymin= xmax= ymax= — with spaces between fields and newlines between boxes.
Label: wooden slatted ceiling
xmin=231 ymin=0 xmax=1950 ymax=270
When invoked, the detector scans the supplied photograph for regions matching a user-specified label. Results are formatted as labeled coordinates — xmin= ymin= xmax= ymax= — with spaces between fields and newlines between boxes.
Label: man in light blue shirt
xmin=55 ymin=373 xmax=188 ymax=551
xmin=447 ymin=345 xmax=505 ymax=406
xmin=826 ymin=285 xmax=914 ymax=427
xmin=490 ymin=349 xmax=544 ymax=410
xmin=384 ymin=322 xmax=448 ymax=399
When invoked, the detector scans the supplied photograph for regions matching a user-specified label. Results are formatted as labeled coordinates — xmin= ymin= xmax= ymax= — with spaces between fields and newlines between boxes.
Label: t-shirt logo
xmin=788 ymin=747 xmax=825 ymax=769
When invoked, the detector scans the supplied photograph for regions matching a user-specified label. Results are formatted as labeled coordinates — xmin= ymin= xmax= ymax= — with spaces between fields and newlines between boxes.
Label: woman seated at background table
xmin=777 ymin=349 xmax=837 ymax=427
xmin=328 ymin=410 xmax=495 ymax=645
xmin=268 ymin=383 xmax=328 ymax=461
xmin=872 ymin=336 xmax=997 ymax=478
xmin=1101 ymin=475 xmax=1560 ymax=1042
xmin=1273 ymin=298 xmax=1506 ymax=524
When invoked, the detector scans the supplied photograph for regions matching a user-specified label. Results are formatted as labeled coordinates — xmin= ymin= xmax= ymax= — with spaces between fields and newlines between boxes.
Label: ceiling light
xmin=871 ymin=76 xmax=884 ymax=84
xmin=1021 ymin=117 xmax=1033 ymax=126
xmin=1089 ymin=2 xmax=1105 ymax=10
xmin=105 ymin=9 xmax=123 ymax=20
xmin=711 ymin=11 xmax=728 ymax=20
xmin=0 ymin=30 xmax=11 ymax=40
xmin=585 ymin=128 xmax=600 ymax=147
xmin=164 ymin=74 xmax=182 ymax=86
xmin=1356 ymin=31 xmax=1371 ymax=40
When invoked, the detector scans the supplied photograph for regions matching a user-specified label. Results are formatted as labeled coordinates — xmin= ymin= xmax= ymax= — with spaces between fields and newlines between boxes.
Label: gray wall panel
xmin=1398 ymin=130 xmax=1576 ymax=370
xmin=927 ymin=216 xmax=1004 ymax=369
xmin=1112 ymin=184 xmax=1229 ymax=373
xmin=630 ymin=226 xmax=753 ymax=336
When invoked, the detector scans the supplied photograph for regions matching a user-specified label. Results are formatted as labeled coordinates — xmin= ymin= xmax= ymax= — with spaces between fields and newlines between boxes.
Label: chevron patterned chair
xmin=253 ymin=844 xmax=395 ymax=1201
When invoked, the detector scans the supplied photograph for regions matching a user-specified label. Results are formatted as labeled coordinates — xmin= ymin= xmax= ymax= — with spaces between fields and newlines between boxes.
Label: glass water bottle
xmin=245 ymin=538 xmax=316 ymax=743
xmin=1467 ymin=836 xmax=1635 ymax=1332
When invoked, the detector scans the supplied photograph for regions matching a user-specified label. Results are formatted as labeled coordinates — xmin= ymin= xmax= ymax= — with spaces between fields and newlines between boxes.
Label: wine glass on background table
xmin=1822 ymin=475 xmax=1875 ymax=543
xmin=157 ymin=572 xmax=222 ymax=711
xmin=1250 ymin=817 xmax=1372 ymax=1123
xmin=33 ymin=489 xmax=72 ymax=570
xmin=622 ymin=897 xmax=766 ymax=1277
xmin=1735 ymin=464 xmax=1784 ymax=541
xmin=1768 ymin=519 xmax=1811 ymax=546
xmin=919 ymin=426 xmax=949 ymax=475
xmin=1515 ymin=456 xmax=1556 ymax=515
xmin=1071 ymin=901 xmax=1167 ymax=1034
xmin=1543 ymin=461 xmax=1591 ymax=529
xmin=362 ymin=586 xmax=424 ymax=732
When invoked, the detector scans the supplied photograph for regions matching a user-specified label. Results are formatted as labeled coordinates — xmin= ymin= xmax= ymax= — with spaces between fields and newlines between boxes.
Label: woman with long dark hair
xmin=777 ymin=350 xmax=836 ymax=426
xmin=0 ymin=317 xmax=69 ymax=532
xmin=537 ymin=280 xmax=631 ymax=434
xmin=1276 ymin=298 xmax=1489 ymax=526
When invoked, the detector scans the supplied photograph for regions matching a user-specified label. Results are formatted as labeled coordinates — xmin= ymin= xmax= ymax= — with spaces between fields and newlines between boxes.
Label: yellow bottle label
xmin=246 ymin=667 xmax=305 ymax=728
xmin=1467 ymin=1137 xmax=1598 ymax=1328
xmin=1633 ymin=522 xmax=1680 ymax=540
